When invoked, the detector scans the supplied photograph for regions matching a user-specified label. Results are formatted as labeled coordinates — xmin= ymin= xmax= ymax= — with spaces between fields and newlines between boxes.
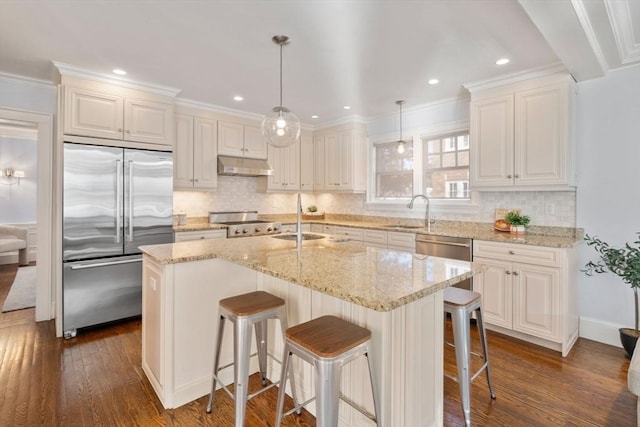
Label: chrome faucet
xmin=407 ymin=194 xmax=435 ymax=231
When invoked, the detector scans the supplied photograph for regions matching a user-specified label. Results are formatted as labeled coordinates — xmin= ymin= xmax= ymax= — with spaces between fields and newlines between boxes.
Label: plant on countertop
xmin=505 ymin=210 xmax=530 ymax=227
xmin=583 ymin=233 xmax=640 ymax=357
xmin=307 ymin=205 xmax=318 ymax=213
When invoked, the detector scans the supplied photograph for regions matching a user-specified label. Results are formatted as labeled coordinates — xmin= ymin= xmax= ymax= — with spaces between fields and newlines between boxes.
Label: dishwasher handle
xmin=415 ymin=238 xmax=471 ymax=248
xmin=69 ymin=258 xmax=142 ymax=270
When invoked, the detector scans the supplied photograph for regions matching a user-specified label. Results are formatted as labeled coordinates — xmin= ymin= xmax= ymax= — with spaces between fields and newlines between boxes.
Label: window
xmin=370 ymin=128 xmax=470 ymax=204
xmin=374 ymin=140 xmax=413 ymax=198
xmin=422 ymin=133 xmax=469 ymax=199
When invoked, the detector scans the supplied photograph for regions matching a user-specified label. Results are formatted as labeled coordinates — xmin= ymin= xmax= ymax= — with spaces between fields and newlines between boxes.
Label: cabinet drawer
xmin=310 ymin=224 xmax=324 ymax=233
xmin=334 ymin=226 xmax=363 ymax=241
xmin=174 ymin=229 xmax=226 ymax=242
xmin=363 ymin=229 xmax=387 ymax=245
xmin=387 ymin=232 xmax=415 ymax=250
xmin=473 ymin=240 xmax=560 ymax=267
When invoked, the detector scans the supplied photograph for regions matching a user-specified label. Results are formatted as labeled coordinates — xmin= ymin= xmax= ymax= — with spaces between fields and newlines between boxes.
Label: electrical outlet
xmin=545 ymin=202 xmax=555 ymax=215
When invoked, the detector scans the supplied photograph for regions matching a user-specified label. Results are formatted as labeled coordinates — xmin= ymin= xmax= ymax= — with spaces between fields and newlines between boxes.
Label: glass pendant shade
xmin=262 ymin=105 xmax=301 ymax=148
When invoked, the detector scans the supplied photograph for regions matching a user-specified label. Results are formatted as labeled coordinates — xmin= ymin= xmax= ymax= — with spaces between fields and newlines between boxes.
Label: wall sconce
xmin=1 ymin=168 xmax=25 ymax=186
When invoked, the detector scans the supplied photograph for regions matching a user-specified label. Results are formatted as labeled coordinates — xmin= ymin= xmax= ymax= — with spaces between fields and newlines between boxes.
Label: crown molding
xmin=52 ymin=61 xmax=182 ymax=97
xmin=571 ymin=0 xmax=611 ymax=72
xmin=367 ymin=95 xmax=470 ymax=124
xmin=463 ymin=63 xmax=569 ymax=93
xmin=175 ymin=98 xmax=265 ymax=121
xmin=0 ymin=123 xmax=38 ymax=139
xmin=605 ymin=0 xmax=640 ymax=65
xmin=312 ymin=115 xmax=368 ymax=131
xmin=0 ymin=71 xmax=54 ymax=87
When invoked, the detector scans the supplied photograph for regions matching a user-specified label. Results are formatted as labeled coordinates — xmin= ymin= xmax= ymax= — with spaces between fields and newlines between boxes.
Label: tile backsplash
xmin=174 ymin=176 xmax=576 ymax=227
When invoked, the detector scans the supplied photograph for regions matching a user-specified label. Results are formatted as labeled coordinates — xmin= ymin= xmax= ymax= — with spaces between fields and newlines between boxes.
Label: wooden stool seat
xmin=219 ymin=291 xmax=285 ymax=316
xmin=285 ymin=315 xmax=371 ymax=358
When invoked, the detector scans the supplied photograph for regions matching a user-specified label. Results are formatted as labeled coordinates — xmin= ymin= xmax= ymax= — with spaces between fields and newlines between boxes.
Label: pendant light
xmin=396 ymin=100 xmax=407 ymax=154
xmin=262 ymin=35 xmax=301 ymax=148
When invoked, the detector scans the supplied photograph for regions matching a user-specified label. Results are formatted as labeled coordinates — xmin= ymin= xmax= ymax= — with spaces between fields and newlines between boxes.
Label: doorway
xmin=0 ymin=108 xmax=53 ymax=322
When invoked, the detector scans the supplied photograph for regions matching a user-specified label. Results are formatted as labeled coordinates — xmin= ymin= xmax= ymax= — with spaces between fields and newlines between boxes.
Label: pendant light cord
xmin=399 ymin=102 xmax=403 ymax=142
xmin=279 ymin=42 xmax=283 ymax=108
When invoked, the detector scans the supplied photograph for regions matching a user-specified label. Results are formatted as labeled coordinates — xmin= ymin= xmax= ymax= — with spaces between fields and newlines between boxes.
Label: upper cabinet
xmin=267 ymin=130 xmax=313 ymax=192
xmin=218 ymin=121 xmax=268 ymax=159
xmin=174 ymin=113 xmax=218 ymax=190
xmin=313 ymin=123 xmax=367 ymax=192
xmin=61 ymin=76 xmax=174 ymax=147
xmin=468 ymin=73 xmax=575 ymax=190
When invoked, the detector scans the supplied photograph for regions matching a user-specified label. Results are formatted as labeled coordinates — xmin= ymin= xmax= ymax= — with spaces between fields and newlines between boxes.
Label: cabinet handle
xmin=514 ymin=174 xmax=520 ymax=178
xmin=507 ymin=174 xmax=513 ymax=179
xmin=125 ymin=129 xmax=131 ymax=134
xmin=509 ymin=250 xmax=515 ymax=255
xmin=117 ymin=128 xmax=123 ymax=132
xmin=512 ymin=271 xmax=519 ymax=276
xmin=506 ymin=271 xmax=512 ymax=275
xmin=195 ymin=179 xmax=199 ymax=182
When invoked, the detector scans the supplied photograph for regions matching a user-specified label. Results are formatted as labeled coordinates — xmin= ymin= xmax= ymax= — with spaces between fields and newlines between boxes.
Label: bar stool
xmin=443 ymin=287 xmax=496 ymax=427
xmin=275 ymin=315 xmax=380 ymax=427
xmin=206 ymin=291 xmax=298 ymax=426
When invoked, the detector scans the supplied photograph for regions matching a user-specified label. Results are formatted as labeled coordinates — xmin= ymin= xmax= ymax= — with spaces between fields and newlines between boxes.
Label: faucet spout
xmin=407 ymin=194 xmax=434 ymax=231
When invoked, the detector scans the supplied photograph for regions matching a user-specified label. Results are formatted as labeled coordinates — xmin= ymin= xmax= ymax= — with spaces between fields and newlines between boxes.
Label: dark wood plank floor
xmin=0 ymin=263 xmax=636 ymax=426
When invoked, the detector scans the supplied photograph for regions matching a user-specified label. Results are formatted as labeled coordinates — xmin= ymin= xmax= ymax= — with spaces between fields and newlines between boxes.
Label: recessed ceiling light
xmin=112 ymin=69 xmax=127 ymax=75
xmin=496 ymin=58 xmax=510 ymax=65
xmin=428 ymin=78 xmax=439 ymax=85
xmin=311 ymin=115 xmax=319 ymax=119
xmin=233 ymin=96 xmax=244 ymax=101
xmin=343 ymin=106 xmax=351 ymax=110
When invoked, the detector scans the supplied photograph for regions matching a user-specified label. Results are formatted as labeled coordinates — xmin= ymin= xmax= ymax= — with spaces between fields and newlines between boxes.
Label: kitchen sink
xmin=272 ymin=233 xmax=326 ymax=241
xmin=384 ymin=224 xmax=423 ymax=230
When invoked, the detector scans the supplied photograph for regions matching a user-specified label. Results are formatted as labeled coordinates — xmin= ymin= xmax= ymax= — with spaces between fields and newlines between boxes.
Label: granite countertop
xmin=173 ymin=215 xmax=583 ymax=248
xmin=140 ymin=235 xmax=483 ymax=312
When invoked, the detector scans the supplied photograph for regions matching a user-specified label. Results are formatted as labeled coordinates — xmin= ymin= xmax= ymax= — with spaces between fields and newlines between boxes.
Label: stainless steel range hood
xmin=217 ymin=155 xmax=273 ymax=177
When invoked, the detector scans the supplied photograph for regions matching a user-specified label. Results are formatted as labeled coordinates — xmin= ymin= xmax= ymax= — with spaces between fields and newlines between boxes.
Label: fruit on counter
xmin=494 ymin=219 xmax=510 ymax=232
xmin=307 ymin=205 xmax=318 ymax=212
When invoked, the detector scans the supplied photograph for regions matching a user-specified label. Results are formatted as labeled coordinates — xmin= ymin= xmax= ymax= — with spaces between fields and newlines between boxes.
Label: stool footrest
xmin=444 ymin=360 xmax=490 ymax=384
xmin=339 ymin=393 xmax=378 ymax=423
xmin=283 ymin=397 xmax=314 ymax=418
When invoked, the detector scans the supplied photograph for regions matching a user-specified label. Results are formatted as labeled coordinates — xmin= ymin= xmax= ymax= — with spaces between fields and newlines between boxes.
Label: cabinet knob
xmin=117 ymin=128 xmax=123 ymax=132
xmin=509 ymin=250 xmax=515 ymax=255
xmin=194 ymin=179 xmax=198 ymax=182
xmin=514 ymin=174 xmax=520 ymax=178
xmin=125 ymin=129 xmax=131 ymax=134
xmin=507 ymin=174 xmax=513 ymax=179
xmin=512 ymin=271 xmax=519 ymax=276
xmin=506 ymin=271 xmax=512 ymax=275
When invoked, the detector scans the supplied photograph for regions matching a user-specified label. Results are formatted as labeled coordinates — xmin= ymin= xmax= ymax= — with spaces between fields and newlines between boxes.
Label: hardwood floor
xmin=0 ymin=262 xmax=636 ymax=426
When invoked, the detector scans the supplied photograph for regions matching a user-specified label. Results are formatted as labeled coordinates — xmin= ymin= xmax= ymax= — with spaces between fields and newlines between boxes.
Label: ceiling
xmin=0 ymin=0 xmax=638 ymax=125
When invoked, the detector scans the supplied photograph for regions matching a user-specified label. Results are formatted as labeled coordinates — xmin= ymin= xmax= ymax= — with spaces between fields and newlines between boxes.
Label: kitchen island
xmin=140 ymin=234 xmax=485 ymax=426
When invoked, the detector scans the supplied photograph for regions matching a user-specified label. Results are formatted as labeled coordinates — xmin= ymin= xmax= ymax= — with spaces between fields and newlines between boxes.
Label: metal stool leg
xmin=206 ymin=314 xmax=226 ymax=413
xmin=233 ymin=316 xmax=253 ymax=427
xmin=315 ymin=359 xmax=341 ymax=427
xmin=278 ymin=308 xmax=300 ymax=414
xmin=275 ymin=343 xmax=292 ymax=427
xmin=451 ymin=307 xmax=472 ymax=427
xmin=475 ymin=307 xmax=496 ymax=399
xmin=255 ymin=319 xmax=268 ymax=386
xmin=365 ymin=351 xmax=381 ymax=426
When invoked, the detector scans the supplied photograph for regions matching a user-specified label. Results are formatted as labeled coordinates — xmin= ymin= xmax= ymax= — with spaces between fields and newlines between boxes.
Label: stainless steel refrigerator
xmin=62 ymin=142 xmax=173 ymax=337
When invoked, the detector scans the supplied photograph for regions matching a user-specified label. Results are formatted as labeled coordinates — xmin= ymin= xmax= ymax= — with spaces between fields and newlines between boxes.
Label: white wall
xmin=0 ymin=73 xmax=57 ymax=114
xmin=576 ymin=65 xmax=640 ymax=346
xmin=0 ymin=135 xmax=38 ymax=223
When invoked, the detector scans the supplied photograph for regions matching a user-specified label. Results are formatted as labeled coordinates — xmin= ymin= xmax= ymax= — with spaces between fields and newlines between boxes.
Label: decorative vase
xmin=510 ymin=225 xmax=525 ymax=234
xmin=619 ymin=328 xmax=640 ymax=359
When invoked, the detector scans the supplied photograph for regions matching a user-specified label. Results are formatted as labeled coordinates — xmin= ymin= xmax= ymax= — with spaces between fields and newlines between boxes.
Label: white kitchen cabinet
xmin=63 ymin=80 xmax=173 ymax=146
xmin=267 ymin=138 xmax=300 ymax=191
xmin=468 ymin=73 xmax=574 ymax=190
xmin=300 ymin=132 xmax=314 ymax=191
xmin=313 ymin=123 xmax=367 ymax=192
xmin=174 ymin=114 xmax=218 ymax=190
xmin=218 ymin=121 xmax=268 ymax=159
xmin=174 ymin=229 xmax=227 ymax=242
xmin=473 ymin=240 xmax=578 ymax=356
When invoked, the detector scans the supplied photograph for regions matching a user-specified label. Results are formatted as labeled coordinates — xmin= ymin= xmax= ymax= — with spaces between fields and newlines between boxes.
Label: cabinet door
xmin=193 ymin=117 xmax=218 ymax=190
xmin=325 ymin=134 xmax=341 ymax=188
xmin=514 ymin=84 xmax=569 ymax=186
xmin=267 ymin=144 xmax=288 ymax=190
xmin=124 ymin=98 xmax=173 ymax=145
xmin=174 ymin=229 xmax=226 ymax=241
xmin=512 ymin=263 xmax=559 ymax=341
xmin=300 ymin=133 xmax=314 ymax=191
xmin=470 ymin=95 xmax=514 ymax=188
xmin=337 ymin=130 xmax=354 ymax=189
xmin=285 ymin=138 xmax=300 ymax=189
xmin=217 ymin=121 xmax=245 ymax=156
xmin=473 ymin=257 xmax=513 ymax=329
xmin=313 ymin=135 xmax=327 ymax=190
xmin=64 ymin=86 xmax=124 ymax=140
xmin=173 ymin=114 xmax=195 ymax=189
xmin=243 ymin=125 xmax=268 ymax=159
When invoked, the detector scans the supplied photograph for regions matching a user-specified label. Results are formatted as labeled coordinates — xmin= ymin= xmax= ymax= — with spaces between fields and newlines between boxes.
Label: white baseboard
xmin=579 ymin=317 xmax=623 ymax=348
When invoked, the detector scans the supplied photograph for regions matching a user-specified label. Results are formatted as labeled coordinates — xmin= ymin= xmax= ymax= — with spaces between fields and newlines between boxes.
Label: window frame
xmin=366 ymin=120 xmax=480 ymax=214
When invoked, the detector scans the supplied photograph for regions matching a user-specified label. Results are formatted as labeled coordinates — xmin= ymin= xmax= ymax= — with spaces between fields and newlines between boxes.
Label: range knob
xmin=255 ymin=227 xmax=262 ymax=233
xmin=267 ymin=227 xmax=273 ymax=232
xmin=234 ymin=229 xmax=241 ymax=235
xmin=242 ymin=229 xmax=248 ymax=234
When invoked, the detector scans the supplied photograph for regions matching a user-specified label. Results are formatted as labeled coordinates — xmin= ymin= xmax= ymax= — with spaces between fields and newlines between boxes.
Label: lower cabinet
xmin=174 ymin=229 xmax=227 ymax=242
xmin=473 ymin=240 xmax=578 ymax=356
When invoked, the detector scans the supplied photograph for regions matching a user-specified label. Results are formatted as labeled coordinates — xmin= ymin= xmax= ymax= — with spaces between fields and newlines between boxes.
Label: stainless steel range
xmin=209 ymin=211 xmax=282 ymax=238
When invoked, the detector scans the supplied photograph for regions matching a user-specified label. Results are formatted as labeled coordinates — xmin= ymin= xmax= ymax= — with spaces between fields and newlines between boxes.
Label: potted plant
xmin=583 ymin=233 xmax=640 ymax=358
xmin=505 ymin=210 xmax=530 ymax=234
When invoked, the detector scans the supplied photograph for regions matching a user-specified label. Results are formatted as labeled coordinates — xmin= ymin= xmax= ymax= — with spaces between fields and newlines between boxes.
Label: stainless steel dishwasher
xmin=415 ymin=234 xmax=473 ymax=290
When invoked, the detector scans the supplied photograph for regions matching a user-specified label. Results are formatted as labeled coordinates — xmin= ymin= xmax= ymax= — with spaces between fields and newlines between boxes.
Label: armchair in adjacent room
xmin=0 ymin=225 xmax=29 ymax=266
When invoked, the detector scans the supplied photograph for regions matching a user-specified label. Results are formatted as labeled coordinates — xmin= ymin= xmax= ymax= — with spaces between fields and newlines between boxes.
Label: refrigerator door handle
xmin=127 ymin=160 xmax=134 ymax=242
xmin=70 ymin=258 xmax=142 ymax=270
xmin=115 ymin=159 xmax=122 ymax=243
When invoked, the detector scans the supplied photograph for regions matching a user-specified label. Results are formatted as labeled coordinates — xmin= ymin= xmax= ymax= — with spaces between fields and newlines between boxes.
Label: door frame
xmin=0 ymin=107 xmax=54 ymax=322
